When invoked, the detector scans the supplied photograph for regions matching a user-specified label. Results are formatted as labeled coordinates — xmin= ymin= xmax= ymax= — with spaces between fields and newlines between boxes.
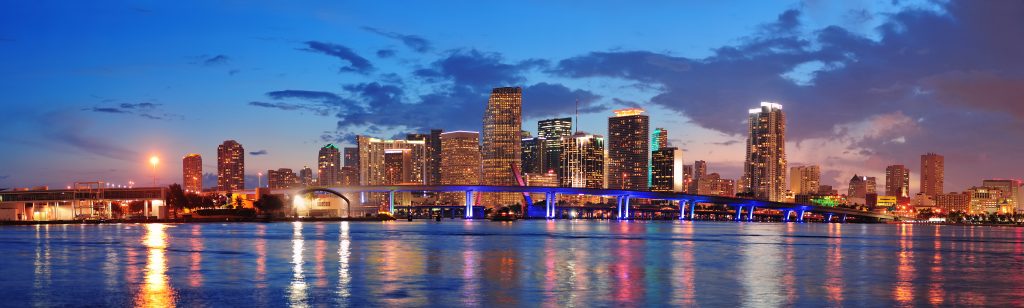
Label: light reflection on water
xmin=2 ymin=221 xmax=1024 ymax=306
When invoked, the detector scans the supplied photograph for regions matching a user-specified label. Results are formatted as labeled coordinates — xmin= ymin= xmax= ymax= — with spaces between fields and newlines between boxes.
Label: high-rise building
xmin=935 ymin=192 xmax=970 ymax=213
xmin=299 ymin=166 xmax=314 ymax=186
xmin=182 ymin=154 xmax=202 ymax=193
xmin=744 ymin=102 xmax=787 ymax=201
xmin=357 ymin=136 xmax=426 ymax=186
xmin=481 ymin=87 xmax=523 ymax=206
xmin=383 ymin=149 xmax=413 ymax=185
xmin=696 ymin=173 xmax=736 ymax=197
xmin=267 ymin=168 xmax=299 ymax=189
xmin=343 ymin=147 xmax=359 ymax=185
xmin=968 ymin=186 xmax=1010 ymax=214
xmin=692 ymin=160 xmax=708 ymax=193
xmin=920 ymin=153 xmax=944 ymax=196
xmin=683 ymin=165 xmax=694 ymax=193
xmin=652 ymin=128 xmax=669 ymax=151
xmin=608 ymin=108 xmax=650 ymax=190
xmin=538 ymin=117 xmax=572 ymax=175
xmin=318 ymin=144 xmax=342 ymax=186
xmin=217 ymin=140 xmax=244 ymax=191
xmin=560 ymin=132 xmax=605 ymax=189
xmin=789 ymin=165 xmax=820 ymax=195
xmin=848 ymin=174 xmax=876 ymax=201
xmin=521 ymin=136 xmax=546 ymax=175
xmin=440 ymin=131 xmax=481 ymax=185
xmin=425 ymin=129 xmax=443 ymax=185
xmin=885 ymin=165 xmax=911 ymax=198
xmin=651 ymin=147 xmax=683 ymax=192
xmin=343 ymin=147 xmax=359 ymax=167
xmin=440 ymin=131 xmax=481 ymax=205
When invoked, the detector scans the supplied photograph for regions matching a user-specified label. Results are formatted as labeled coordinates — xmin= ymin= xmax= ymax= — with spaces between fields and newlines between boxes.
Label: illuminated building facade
xmin=318 ymin=144 xmax=341 ymax=186
xmin=885 ymin=165 xmax=911 ymax=198
xmin=651 ymin=147 xmax=683 ymax=192
xmin=744 ymin=102 xmax=787 ymax=201
xmin=848 ymin=175 xmax=876 ymax=200
xmin=968 ymin=186 xmax=1011 ymax=214
xmin=690 ymin=160 xmax=707 ymax=193
xmin=935 ymin=192 xmax=970 ymax=213
xmin=607 ymin=108 xmax=649 ymax=190
xmin=383 ymin=149 xmax=412 ymax=185
xmin=538 ymin=117 xmax=573 ymax=175
xmin=182 ymin=154 xmax=202 ymax=192
xmin=683 ymin=165 xmax=694 ymax=193
xmin=440 ymin=131 xmax=481 ymax=205
xmin=217 ymin=140 xmax=244 ymax=191
xmin=426 ymin=129 xmax=443 ymax=185
xmin=652 ymin=127 xmax=668 ymax=150
xmin=789 ymin=165 xmax=820 ymax=195
xmin=298 ymin=166 xmax=313 ymax=186
xmin=982 ymin=179 xmax=1021 ymax=212
xmin=521 ymin=136 xmax=546 ymax=175
xmin=267 ymin=168 xmax=299 ymax=189
xmin=920 ymin=152 xmax=944 ymax=196
xmin=357 ymin=136 xmax=426 ymax=186
xmin=560 ymin=132 xmax=605 ymax=189
xmin=481 ymin=87 xmax=522 ymax=206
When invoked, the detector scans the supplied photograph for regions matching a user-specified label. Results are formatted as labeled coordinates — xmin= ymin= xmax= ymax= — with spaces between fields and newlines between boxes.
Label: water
xmin=0 ymin=221 xmax=1022 ymax=307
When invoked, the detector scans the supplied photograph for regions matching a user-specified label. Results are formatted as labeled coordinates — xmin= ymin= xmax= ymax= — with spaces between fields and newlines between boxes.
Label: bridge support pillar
xmin=747 ymin=206 xmax=756 ymax=222
xmin=841 ymin=214 xmax=847 ymax=223
xmin=388 ymin=191 xmax=396 ymax=215
xmin=797 ymin=210 xmax=806 ymax=223
xmin=464 ymin=191 xmax=474 ymax=219
xmin=689 ymin=201 xmax=697 ymax=221
xmin=546 ymin=192 xmax=557 ymax=219
xmin=782 ymin=210 xmax=791 ymax=222
xmin=679 ymin=200 xmax=687 ymax=220
xmin=617 ymin=196 xmax=631 ymax=220
xmin=826 ymin=213 xmax=833 ymax=223
xmin=734 ymin=205 xmax=742 ymax=222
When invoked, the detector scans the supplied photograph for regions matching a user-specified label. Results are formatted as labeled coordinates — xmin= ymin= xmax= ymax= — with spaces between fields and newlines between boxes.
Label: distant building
xmin=217 ymin=140 xmax=244 ymax=191
xmin=968 ymin=186 xmax=1009 ymax=214
xmin=383 ymin=149 xmax=413 ymax=185
xmin=818 ymin=185 xmax=838 ymax=195
xmin=848 ymin=174 xmax=871 ymax=203
xmin=182 ymin=154 xmax=202 ymax=192
xmin=920 ymin=153 xmax=944 ymax=196
xmin=267 ymin=168 xmax=299 ymax=189
xmin=481 ymin=87 xmax=523 ymax=206
xmin=525 ymin=170 xmax=559 ymax=187
xmin=340 ymin=166 xmax=358 ymax=186
xmin=651 ymin=147 xmax=683 ymax=192
xmin=299 ymin=166 xmax=314 ymax=186
xmin=696 ymin=173 xmax=735 ymax=197
xmin=982 ymin=179 xmax=1021 ymax=212
xmin=683 ymin=165 xmax=694 ymax=193
xmin=789 ymin=165 xmax=820 ymax=195
xmin=935 ymin=192 xmax=969 ymax=213
xmin=343 ymin=147 xmax=359 ymax=167
xmin=521 ymin=136 xmax=546 ymax=175
xmin=318 ymin=144 xmax=342 ymax=186
xmin=744 ymin=102 xmax=787 ymax=201
xmin=358 ymin=136 xmax=426 ymax=186
xmin=691 ymin=160 xmax=707 ymax=193
xmin=439 ymin=131 xmax=481 ymax=186
xmin=560 ymin=132 xmax=605 ymax=189
xmin=607 ymin=108 xmax=649 ymax=190
xmin=538 ymin=117 xmax=573 ymax=175
xmin=885 ymin=165 xmax=911 ymax=198
xmin=652 ymin=127 xmax=669 ymax=150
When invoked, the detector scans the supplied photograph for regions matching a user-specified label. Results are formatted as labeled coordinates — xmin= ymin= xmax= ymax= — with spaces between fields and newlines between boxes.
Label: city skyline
xmin=2 ymin=1 xmax=1024 ymax=195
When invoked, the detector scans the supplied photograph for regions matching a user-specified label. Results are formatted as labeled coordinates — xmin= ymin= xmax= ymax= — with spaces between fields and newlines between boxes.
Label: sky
xmin=1 ymin=0 xmax=1022 ymax=194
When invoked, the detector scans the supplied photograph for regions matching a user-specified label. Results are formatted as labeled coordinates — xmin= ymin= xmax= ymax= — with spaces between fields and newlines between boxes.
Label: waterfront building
xmin=920 ymin=153 xmax=944 ymax=196
xmin=690 ymin=160 xmax=707 ymax=193
xmin=683 ymin=165 xmax=694 ymax=193
xmin=696 ymin=173 xmax=735 ymax=197
xmin=885 ymin=165 xmax=911 ymax=198
xmin=560 ymin=132 xmax=605 ymax=189
xmin=182 ymin=154 xmax=202 ymax=192
xmin=267 ymin=168 xmax=299 ymax=189
xmin=789 ymin=165 xmax=820 ymax=195
xmin=818 ymin=185 xmax=838 ymax=195
xmin=652 ymin=127 xmax=669 ymax=150
xmin=968 ymin=186 xmax=1010 ymax=214
xmin=538 ymin=117 xmax=572 ymax=175
xmin=935 ymin=192 xmax=970 ymax=213
xmin=340 ymin=166 xmax=358 ymax=186
xmin=651 ymin=147 xmax=683 ymax=192
xmin=343 ymin=147 xmax=359 ymax=167
xmin=744 ymin=102 xmax=787 ymax=201
xmin=848 ymin=174 xmax=874 ymax=205
xmin=607 ymin=108 xmax=649 ymax=190
xmin=440 ymin=131 xmax=481 ymax=205
xmin=982 ymin=179 xmax=1021 ymax=212
xmin=521 ymin=136 xmax=547 ymax=175
xmin=383 ymin=149 xmax=413 ymax=185
xmin=217 ymin=140 xmax=244 ymax=191
xmin=481 ymin=87 xmax=523 ymax=207
xmin=318 ymin=144 xmax=342 ymax=186
xmin=357 ymin=136 xmax=426 ymax=186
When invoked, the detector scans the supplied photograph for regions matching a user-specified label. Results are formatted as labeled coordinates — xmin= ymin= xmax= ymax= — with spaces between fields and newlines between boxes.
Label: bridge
xmin=285 ymin=185 xmax=895 ymax=223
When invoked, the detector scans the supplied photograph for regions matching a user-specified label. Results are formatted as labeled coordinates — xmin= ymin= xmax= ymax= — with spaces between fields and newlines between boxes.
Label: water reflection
xmin=136 ymin=223 xmax=175 ymax=307
xmin=825 ymin=223 xmax=844 ymax=304
xmin=740 ymin=224 xmax=785 ymax=306
xmin=894 ymin=224 xmax=916 ymax=304
xmin=928 ymin=226 xmax=944 ymax=306
xmin=337 ymin=222 xmax=352 ymax=304
xmin=188 ymin=225 xmax=203 ymax=288
xmin=289 ymin=222 xmax=308 ymax=307
xmin=670 ymin=222 xmax=696 ymax=306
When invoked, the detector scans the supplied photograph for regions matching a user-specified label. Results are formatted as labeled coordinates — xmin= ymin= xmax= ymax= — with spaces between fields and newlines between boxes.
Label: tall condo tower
xmin=481 ymin=87 xmax=523 ymax=207
xmin=744 ymin=102 xmax=787 ymax=201
xmin=607 ymin=108 xmax=650 ymax=191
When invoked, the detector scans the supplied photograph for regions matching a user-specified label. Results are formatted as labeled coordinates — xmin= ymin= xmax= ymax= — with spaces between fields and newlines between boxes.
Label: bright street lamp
xmin=149 ymin=155 xmax=159 ymax=187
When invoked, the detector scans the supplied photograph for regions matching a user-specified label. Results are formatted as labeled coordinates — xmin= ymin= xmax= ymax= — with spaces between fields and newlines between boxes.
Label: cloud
xmin=300 ymin=41 xmax=373 ymax=73
xmin=203 ymin=54 xmax=229 ymax=66
xmin=362 ymin=27 xmax=432 ymax=53
xmin=376 ymin=49 xmax=396 ymax=58
xmin=83 ymin=101 xmax=179 ymax=120
xmin=249 ymin=150 xmax=268 ymax=156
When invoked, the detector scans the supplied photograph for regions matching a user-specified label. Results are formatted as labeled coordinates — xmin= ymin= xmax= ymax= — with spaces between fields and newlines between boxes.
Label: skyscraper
xmin=692 ymin=160 xmax=708 ymax=193
xmin=683 ymin=165 xmax=694 ymax=193
xmin=182 ymin=154 xmax=202 ymax=193
xmin=921 ymin=153 xmax=944 ymax=196
xmin=744 ymin=102 xmax=787 ymax=201
xmin=789 ymin=165 xmax=820 ymax=195
xmin=521 ymin=136 xmax=546 ymax=175
xmin=848 ymin=175 xmax=870 ymax=199
xmin=343 ymin=147 xmax=359 ymax=168
xmin=440 ymin=131 xmax=481 ymax=185
xmin=481 ymin=87 xmax=522 ymax=206
xmin=318 ymin=144 xmax=341 ymax=186
xmin=651 ymin=147 xmax=683 ymax=192
xmin=217 ymin=140 xmax=244 ymax=191
xmin=299 ymin=166 xmax=313 ymax=186
xmin=343 ymin=146 xmax=360 ymax=186
xmin=383 ymin=149 xmax=412 ymax=185
xmin=560 ymin=132 xmax=605 ymax=189
xmin=608 ymin=108 xmax=650 ymax=190
xmin=357 ymin=136 xmax=426 ymax=186
xmin=652 ymin=128 xmax=668 ymax=150
xmin=538 ymin=117 xmax=572 ymax=175
xmin=267 ymin=168 xmax=298 ymax=189
xmin=885 ymin=165 xmax=911 ymax=198
xmin=426 ymin=129 xmax=443 ymax=185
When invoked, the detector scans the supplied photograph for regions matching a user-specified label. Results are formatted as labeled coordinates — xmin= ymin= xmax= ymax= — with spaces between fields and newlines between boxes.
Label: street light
xmin=149 ymin=156 xmax=159 ymax=187
xmin=258 ymin=172 xmax=263 ymax=188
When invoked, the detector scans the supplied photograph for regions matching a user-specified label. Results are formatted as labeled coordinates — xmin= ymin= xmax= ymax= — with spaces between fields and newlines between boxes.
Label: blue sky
xmin=3 ymin=1 xmax=1022 ymax=194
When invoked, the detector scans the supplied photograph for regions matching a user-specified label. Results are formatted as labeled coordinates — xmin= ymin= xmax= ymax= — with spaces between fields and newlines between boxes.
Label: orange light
xmin=149 ymin=156 xmax=160 ymax=166
xmin=613 ymin=108 xmax=645 ymax=117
